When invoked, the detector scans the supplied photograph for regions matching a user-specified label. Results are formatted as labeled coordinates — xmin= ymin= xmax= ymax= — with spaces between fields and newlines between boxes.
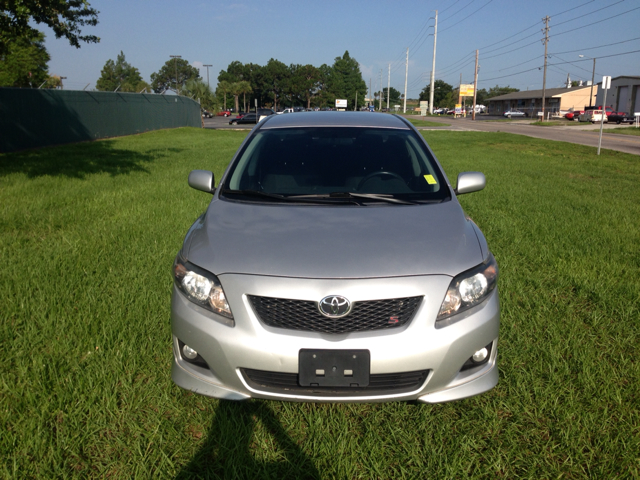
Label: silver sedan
xmin=171 ymin=112 xmax=500 ymax=403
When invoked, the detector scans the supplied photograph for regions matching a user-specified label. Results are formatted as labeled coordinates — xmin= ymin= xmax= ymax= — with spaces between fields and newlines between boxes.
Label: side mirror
xmin=188 ymin=170 xmax=215 ymax=194
xmin=455 ymin=171 xmax=485 ymax=195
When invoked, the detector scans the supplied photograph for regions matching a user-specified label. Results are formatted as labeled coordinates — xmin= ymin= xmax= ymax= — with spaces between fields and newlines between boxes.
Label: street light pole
xmin=170 ymin=55 xmax=182 ymax=94
xmin=60 ymin=76 xmax=67 ymax=90
xmin=203 ymin=64 xmax=212 ymax=89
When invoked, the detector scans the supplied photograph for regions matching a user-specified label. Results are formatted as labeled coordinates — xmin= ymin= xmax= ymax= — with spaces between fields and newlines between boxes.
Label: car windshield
xmin=223 ymin=127 xmax=449 ymax=203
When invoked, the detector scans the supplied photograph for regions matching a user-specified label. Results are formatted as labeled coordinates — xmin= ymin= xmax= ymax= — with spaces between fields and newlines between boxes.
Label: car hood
xmin=185 ymin=198 xmax=483 ymax=279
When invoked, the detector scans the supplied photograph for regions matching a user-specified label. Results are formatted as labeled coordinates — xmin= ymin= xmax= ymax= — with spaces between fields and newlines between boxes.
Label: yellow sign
xmin=460 ymin=84 xmax=475 ymax=96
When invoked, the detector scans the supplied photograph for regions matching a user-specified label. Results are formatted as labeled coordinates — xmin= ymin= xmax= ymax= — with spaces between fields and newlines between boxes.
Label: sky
xmin=40 ymin=0 xmax=640 ymax=99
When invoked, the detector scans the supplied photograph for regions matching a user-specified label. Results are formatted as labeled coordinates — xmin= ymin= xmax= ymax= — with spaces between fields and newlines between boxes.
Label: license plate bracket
xmin=299 ymin=349 xmax=370 ymax=387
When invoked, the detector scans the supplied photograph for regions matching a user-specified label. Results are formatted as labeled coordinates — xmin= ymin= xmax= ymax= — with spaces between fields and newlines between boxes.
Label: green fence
xmin=0 ymin=88 xmax=202 ymax=153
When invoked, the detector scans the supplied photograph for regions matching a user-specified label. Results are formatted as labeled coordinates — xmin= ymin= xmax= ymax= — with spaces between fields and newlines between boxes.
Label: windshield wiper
xmin=290 ymin=192 xmax=418 ymax=205
xmin=221 ymin=189 xmax=359 ymax=204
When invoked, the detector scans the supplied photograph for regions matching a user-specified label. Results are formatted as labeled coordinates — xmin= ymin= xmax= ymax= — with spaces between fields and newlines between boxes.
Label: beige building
xmin=487 ymin=85 xmax=597 ymax=116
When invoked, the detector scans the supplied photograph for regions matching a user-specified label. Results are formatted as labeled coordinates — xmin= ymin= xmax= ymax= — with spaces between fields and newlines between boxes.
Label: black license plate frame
xmin=298 ymin=349 xmax=370 ymax=387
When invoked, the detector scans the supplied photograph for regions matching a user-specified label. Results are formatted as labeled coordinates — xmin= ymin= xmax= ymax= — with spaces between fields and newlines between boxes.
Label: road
xmin=409 ymin=115 xmax=640 ymax=156
xmin=203 ymin=114 xmax=640 ymax=156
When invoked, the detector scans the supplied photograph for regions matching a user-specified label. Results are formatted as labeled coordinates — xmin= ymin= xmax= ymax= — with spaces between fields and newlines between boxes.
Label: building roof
xmin=595 ymin=75 xmax=640 ymax=85
xmin=487 ymin=86 xmax=592 ymax=102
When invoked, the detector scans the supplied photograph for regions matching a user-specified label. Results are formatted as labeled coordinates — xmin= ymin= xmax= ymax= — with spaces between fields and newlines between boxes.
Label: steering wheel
xmin=357 ymin=171 xmax=404 ymax=190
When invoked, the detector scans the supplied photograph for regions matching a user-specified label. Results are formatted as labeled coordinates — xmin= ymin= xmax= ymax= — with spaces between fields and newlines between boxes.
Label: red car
xmin=565 ymin=110 xmax=583 ymax=121
xmin=216 ymin=110 xmax=231 ymax=117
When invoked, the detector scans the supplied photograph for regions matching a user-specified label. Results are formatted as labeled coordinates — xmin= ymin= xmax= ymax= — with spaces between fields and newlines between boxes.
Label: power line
xmin=439 ymin=0 xmax=495 ymax=34
xmin=549 ymin=35 xmax=640 ymax=56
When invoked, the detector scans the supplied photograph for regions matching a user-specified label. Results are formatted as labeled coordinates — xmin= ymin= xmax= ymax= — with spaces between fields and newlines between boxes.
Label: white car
xmin=579 ymin=110 xmax=608 ymax=124
xmin=503 ymin=110 xmax=527 ymax=118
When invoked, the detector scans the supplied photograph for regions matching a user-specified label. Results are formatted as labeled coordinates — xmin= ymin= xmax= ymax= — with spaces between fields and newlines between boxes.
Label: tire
xmin=232 ymin=121 xmax=237 ymax=125
xmin=616 ymin=120 xmax=621 ymax=124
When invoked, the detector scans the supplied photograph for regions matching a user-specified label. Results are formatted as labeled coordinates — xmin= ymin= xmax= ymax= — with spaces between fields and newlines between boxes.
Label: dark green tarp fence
xmin=0 ymin=88 xmax=201 ymax=153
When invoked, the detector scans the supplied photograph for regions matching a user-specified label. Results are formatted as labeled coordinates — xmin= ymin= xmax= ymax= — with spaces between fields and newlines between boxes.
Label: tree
xmin=262 ymin=58 xmax=289 ymax=110
xmin=0 ymin=0 xmax=99 ymax=56
xmin=95 ymin=51 xmax=143 ymax=92
xmin=475 ymin=88 xmax=488 ymax=105
xmin=0 ymin=30 xmax=49 ymax=87
xmin=182 ymin=78 xmax=216 ymax=110
xmin=237 ymin=80 xmax=252 ymax=112
xmin=216 ymin=80 xmax=231 ymax=110
xmin=485 ymin=85 xmax=519 ymax=99
xmin=150 ymin=58 xmax=200 ymax=94
xmin=329 ymin=51 xmax=367 ymax=110
xmin=419 ymin=80 xmax=454 ymax=108
xmin=296 ymin=64 xmax=321 ymax=108
xmin=380 ymin=87 xmax=401 ymax=106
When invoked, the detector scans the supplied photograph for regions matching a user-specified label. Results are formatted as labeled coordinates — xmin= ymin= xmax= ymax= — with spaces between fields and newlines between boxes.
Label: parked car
xmin=201 ymin=109 xmax=213 ymax=118
xmin=608 ymin=112 xmax=635 ymax=124
xmin=565 ymin=110 xmax=584 ymax=121
xmin=217 ymin=110 xmax=232 ymax=117
xmin=172 ymin=112 xmax=500 ymax=404
xmin=503 ymin=109 xmax=527 ymax=117
xmin=229 ymin=113 xmax=258 ymax=125
xmin=579 ymin=109 xmax=608 ymax=123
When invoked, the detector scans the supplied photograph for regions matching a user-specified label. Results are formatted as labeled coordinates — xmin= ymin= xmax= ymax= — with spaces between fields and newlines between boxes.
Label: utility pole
xmin=60 ymin=76 xmax=67 ymax=90
xmin=170 ymin=55 xmax=182 ymax=94
xmin=472 ymin=50 xmax=479 ymax=120
xmin=379 ymin=69 xmax=383 ymax=111
xmin=203 ymin=64 xmax=212 ymax=89
xmin=369 ymin=78 xmax=372 ymax=108
xmin=387 ymin=63 xmax=391 ymax=112
xmin=429 ymin=10 xmax=438 ymax=115
xmin=541 ymin=17 xmax=549 ymax=120
xmin=403 ymin=48 xmax=409 ymax=114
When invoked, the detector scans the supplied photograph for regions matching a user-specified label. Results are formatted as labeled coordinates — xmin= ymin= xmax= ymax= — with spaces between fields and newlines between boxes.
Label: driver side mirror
xmin=455 ymin=172 xmax=485 ymax=195
xmin=188 ymin=170 xmax=215 ymax=194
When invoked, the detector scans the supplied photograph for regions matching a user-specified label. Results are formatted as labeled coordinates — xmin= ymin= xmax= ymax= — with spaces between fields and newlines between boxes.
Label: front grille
xmin=241 ymin=368 xmax=430 ymax=397
xmin=248 ymin=295 xmax=423 ymax=334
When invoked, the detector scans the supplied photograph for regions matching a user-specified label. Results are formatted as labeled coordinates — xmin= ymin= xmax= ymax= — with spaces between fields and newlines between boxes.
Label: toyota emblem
xmin=318 ymin=295 xmax=352 ymax=318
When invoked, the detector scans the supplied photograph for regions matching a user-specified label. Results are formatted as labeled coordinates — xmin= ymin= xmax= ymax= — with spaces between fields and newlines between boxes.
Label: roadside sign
xmin=602 ymin=76 xmax=611 ymax=90
xmin=454 ymin=104 xmax=462 ymax=115
xmin=459 ymin=84 xmax=474 ymax=96
xmin=335 ymin=99 xmax=347 ymax=108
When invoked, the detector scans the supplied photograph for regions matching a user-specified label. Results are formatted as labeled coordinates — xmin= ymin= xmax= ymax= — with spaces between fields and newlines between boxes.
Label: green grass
xmin=597 ymin=126 xmax=640 ymax=136
xmin=406 ymin=118 xmax=450 ymax=127
xmin=2 ymin=128 xmax=639 ymax=478
xmin=530 ymin=120 xmax=586 ymax=127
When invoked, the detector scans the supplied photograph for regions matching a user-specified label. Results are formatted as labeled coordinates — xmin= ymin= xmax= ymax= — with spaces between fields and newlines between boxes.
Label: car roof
xmin=260 ymin=111 xmax=411 ymax=130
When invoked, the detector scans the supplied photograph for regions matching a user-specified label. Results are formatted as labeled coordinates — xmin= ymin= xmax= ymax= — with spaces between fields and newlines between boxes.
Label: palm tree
xmin=237 ymin=80 xmax=252 ymax=112
xmin=229 ymin=82 xmax=242 ymax=113
xmin=217 ymin=80 xmax=231 ymax=110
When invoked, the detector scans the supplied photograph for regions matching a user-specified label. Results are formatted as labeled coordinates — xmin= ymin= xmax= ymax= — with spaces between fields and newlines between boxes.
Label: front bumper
xmin=171 ymin=273 xmax=499 ymax=403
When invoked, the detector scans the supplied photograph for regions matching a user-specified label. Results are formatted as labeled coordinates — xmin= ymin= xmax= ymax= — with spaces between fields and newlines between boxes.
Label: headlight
xmin=437 ymin=254 xmax=498 ymax=321
xmin=173 ymin=254 xmax=233 ymax=319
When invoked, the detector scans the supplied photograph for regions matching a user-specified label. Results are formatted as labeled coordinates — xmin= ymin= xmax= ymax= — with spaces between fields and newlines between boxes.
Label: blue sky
xmin=42 ymin=0 xmax=640 ymax=98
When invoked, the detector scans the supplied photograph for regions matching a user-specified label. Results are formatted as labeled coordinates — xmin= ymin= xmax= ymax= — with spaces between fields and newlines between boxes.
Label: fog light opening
xmin=177 ymin=339 xmax=210 ymax=369
xmin=460 ymin=342 xmax=493 ymax=371
xmin=182 ymin=344 xmax=198 ymax=360
xmin=472 ymin=347 xmax=488 ymax=363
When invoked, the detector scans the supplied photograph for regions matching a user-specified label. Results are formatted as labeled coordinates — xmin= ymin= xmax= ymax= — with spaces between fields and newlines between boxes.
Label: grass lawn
xmin=2 ymin=128 xmax=639 ymax=478
xmin=530 ymin=121 xmax=587 ymax=127
xmin=596 ymin=126 xmax=640 ymax=136
xmin=407 ymin=118 xmax=450 ymax=127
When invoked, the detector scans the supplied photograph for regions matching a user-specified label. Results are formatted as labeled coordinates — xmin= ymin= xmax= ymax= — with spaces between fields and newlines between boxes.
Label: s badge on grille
xmin=318 ymin=295 xmax=352 ymax=318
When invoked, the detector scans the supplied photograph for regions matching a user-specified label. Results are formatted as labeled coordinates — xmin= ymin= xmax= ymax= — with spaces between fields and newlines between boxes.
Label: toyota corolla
xmin=171 ymin=112 xmax=499 ymax=403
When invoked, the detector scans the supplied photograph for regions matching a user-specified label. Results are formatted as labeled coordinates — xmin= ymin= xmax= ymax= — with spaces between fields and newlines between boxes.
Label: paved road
xmin=203 ymin=114 xmax=640 ymax=155
xmin=409 ymin=115 xmax=640 ymax=156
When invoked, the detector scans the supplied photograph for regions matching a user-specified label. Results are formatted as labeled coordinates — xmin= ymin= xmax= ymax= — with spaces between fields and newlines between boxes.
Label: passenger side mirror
xmin=188 ymin=170 xmax=215 ymax=194
xmin=455 ymin=172 xmax=485 ymax=195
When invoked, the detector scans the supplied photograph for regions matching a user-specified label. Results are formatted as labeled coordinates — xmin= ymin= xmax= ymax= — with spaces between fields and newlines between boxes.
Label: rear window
xmin=224 ymin=127 xmax=449 ymax=201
